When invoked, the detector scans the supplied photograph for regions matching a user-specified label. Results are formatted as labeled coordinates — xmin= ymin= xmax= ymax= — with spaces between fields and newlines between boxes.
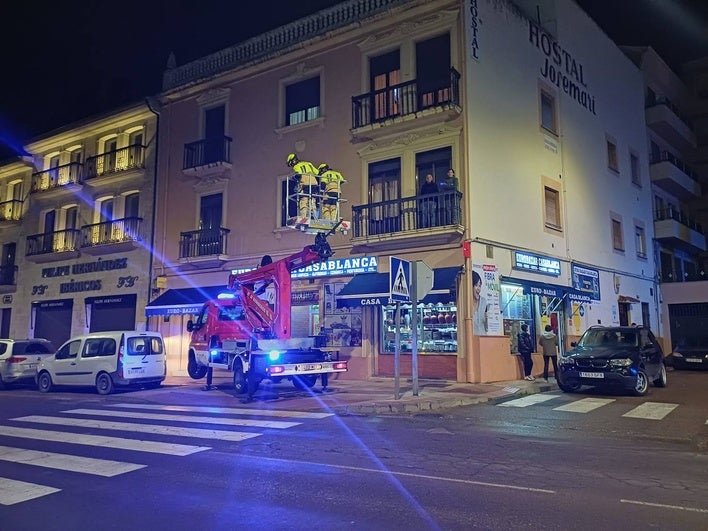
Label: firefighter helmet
xmin=317 ymin=163 xmax=330 ymax=174
xmin=286 ymin=153 xmax=298 ymax=167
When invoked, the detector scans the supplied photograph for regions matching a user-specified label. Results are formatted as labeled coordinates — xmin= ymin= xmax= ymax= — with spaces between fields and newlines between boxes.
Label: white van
xmin=37 ymin=331 xmax=166 ymax=395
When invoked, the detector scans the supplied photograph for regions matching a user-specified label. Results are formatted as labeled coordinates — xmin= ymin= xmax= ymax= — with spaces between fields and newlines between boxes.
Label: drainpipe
xmin=145 ymin=97 xmax=160 ymax=332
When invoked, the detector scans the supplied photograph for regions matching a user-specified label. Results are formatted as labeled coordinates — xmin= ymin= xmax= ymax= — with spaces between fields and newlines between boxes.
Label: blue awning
xmin=337 ymin=266 xmax=461 ymax=308
xmin=145 ymin=286 xmax=227 ymax=316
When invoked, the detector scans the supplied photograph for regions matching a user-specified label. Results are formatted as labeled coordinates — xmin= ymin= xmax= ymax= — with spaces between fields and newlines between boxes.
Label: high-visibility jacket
xmin=319 ymin=169 xmax=346 ymax=193
xmin=293 ymin=160 xmax=318 ymax=186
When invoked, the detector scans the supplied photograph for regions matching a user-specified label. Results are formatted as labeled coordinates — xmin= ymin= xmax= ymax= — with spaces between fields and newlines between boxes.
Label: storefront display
xmin=382 ymin=303 xmax=457 ymax=353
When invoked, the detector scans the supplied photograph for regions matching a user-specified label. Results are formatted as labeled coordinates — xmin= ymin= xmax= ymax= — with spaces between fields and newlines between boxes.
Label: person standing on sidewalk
xmin=538 ymin=324 xmax=559 ymax=382
xmin=517 ymin=323 xmax=535 ymax=381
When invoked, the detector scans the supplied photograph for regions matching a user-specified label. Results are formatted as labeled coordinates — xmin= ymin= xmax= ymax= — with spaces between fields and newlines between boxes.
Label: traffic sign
xmin=415 ymin=261 xmax=433 ymax=299
xmin=389 ymin=257 xmax=410 ymax=301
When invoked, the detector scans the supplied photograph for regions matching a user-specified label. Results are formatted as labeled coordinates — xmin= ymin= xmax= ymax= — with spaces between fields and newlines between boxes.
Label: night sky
xmin=1 ymin=0 xmax=707 ymax=160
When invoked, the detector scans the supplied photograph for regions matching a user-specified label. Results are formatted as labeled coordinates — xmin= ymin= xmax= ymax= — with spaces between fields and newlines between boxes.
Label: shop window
xmin=382 ymin=303 xmax=457 ymax=354
xmin=501 ymin=284 xmax=533 ymax=354
xmin=607 ymin=136 xmax=619 ymax=172
xmin=322 ymin=283 xmax=362 ymax=347
xmin=285 ymin=76 xmax=320 ymax=126
xmin=539 ymin=89 xmax=557 ymax=134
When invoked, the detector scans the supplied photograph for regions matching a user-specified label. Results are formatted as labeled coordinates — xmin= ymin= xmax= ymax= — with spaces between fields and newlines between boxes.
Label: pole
xmin=411 ymin=261 xmax=419 ymax=396
xmin=394 ymin=302 xmax=401 ymax=400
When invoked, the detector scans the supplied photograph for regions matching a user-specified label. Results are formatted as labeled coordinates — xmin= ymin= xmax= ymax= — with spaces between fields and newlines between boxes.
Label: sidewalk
xmin=157 ymin=373 xmax=559 ymax=415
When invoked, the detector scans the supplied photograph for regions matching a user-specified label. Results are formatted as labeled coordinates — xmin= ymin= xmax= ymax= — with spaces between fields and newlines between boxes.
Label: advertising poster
xmin=472 ymin=264 xmax=502 ymax=335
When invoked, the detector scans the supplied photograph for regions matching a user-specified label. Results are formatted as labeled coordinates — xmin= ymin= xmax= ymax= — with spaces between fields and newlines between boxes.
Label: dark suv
xmin=557 ymin=325 xmax=666 ymax=396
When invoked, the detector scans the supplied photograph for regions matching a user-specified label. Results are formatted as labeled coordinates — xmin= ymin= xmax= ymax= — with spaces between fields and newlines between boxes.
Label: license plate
xmin=126 ymin=367 xmax=145 ymax=376
xmin=580 ymin=371 xmax=604 ymax=379
xmin=685 ymin=358 xmax=703 ymax=363
xmin=26 ymin=363 xmax=37 ymax=370
xmin=297 ymin=364 xmax=322 ymax=372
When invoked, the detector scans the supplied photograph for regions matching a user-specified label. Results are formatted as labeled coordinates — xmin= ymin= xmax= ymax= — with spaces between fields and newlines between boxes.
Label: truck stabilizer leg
xmin=202 ymin=366 xmax=216 ymax=391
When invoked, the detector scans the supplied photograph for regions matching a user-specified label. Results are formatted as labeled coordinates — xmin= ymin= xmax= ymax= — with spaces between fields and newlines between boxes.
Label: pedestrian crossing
xmin=497 ymin=394 xmax=692 ymax=422
xmin=0 ymin=403 xmax=333 ymax=506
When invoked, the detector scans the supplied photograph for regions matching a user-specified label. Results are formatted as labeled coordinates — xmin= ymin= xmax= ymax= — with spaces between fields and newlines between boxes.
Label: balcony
xmin=178 ymin=227 xmax=230 ymax=269
xmin=26 ymin=229 xmax=81 ymax=263
xmin=645 ymin=96 xmax=697 ymax=151
xmin=650 ymin=151 xmax=703 ymax=200
xmin=351 ymin=68 xmax=461 ymax=142
xmin=182 ymin=136 xmax=232 ymax=181
xmin=80 ymin=217 xmax=143 ymax=255
xmin=0 ymin=199 xmax=24 ymax=227
xmin=84 ymin=144 xmax=146 ymax=186
xmin=350 ymin=190 xmax=463 ymax=253
xmin=30 ymin=163 xmax=82 ymax=198
xmin=654 ymin=208 xmax=706 ymax=253
xmin=0 ymin=264 xmax=18 ymax=294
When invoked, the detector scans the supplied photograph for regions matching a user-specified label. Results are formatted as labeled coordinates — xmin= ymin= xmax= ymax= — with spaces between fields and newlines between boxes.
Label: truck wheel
xmin=187 ymin=353 xmax=208 ymax=379
xmin=293 ymin=374 xmax=318 ymax=390
xmin=233 ymin=362 xmax=247 ymax=394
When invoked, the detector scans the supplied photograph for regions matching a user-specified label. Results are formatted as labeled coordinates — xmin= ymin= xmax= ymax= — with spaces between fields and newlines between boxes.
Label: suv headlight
xmin=559 ymin=355 xmax=574 ymax=366
xmin=609 ymin=358 xmax=632 ymax=368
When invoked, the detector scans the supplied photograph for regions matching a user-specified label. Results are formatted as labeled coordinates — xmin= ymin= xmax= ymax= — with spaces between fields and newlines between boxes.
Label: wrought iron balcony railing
xmin=84 ymin=144 xmax=145 ymax=179
xmin=0 ymin=265 xmax=18 ymax=286
xmin=650 ymin=150 xmax=700 ymax=181
xmin=654 ymin=207 xmax=704 ymax=233
xmin=80 ymin=217 xmax=143 ymax=247
xmin=352 ymin=190 xmax=462 ymax=238
xmin=179 ymin=227 xmax=230 ymax=258
xmin=352 ymin=68 xmax=460 ymax=129
xmin=0 ymin=199 xmax=23 ymax=222
xmin=645 ymin=94 xmax=693 ymax=129
xmin=183 ymin=136 xmax=232 ymax=170
xmin=26 ymin=229 xmax=81 ymax=257
xmin=31 ymin=162 xmax=82 ymax=193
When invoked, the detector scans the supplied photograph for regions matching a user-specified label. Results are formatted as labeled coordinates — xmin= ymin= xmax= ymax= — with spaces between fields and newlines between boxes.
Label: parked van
xmin=36 ymin=331 xmax=166 ymax=395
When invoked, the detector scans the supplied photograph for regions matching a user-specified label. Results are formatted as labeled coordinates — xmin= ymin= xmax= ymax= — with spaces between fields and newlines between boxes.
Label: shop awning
xmin=145 ymin=286 xmax=227 ymax=316
xmin=337 ymin=266 xmax=461 ymax=308
xmin=618 ymin=295 xmax=640 ymax=303
xmin=502 ymin=276 xmax=591 ymax=302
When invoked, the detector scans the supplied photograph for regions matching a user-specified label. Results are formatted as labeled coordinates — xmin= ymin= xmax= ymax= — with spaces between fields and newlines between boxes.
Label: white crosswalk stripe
xmin=0 ymin=478 xmax=60 ymax=506
xmin=63 ymin=408 xmax=302 ymax=429
xmin=0 ymin=404 xmax=332 ymax=507
xmin=622 ymin=402 xmax=679 ymax=420
xmin=12 ymin=415 xmax=263 ymax=442
xmin=111 ymin=403 xmax=333 ymax=419
xmin=0 ymin=445 xmax=145 ymax=476
xmin=552 ymin=398 xmax=616 ymax=413
xmin=497 ymin=394 xmax=561 ymax=407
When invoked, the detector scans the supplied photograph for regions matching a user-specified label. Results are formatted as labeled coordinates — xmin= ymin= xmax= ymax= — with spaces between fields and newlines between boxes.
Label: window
xmin=540 ymin=89 xmax=557 ymax=134
xmin=611 ymin=218 xmax=624 ymax=251
xmin=635 ymin=225 xmax=646 ymax=259
xmin=607 ymin=138 xmax=618 ymax=172
xmin=544 ymin=186 xmax=561 ymax=230
xmin=368 ymin=158 xmax=401 ymax=234
xmin=415 ymin=147 xmax=451 ymax=188
xmin=125 ymin=193 xmax=140 ymax=219
xmin=280 ymin=176 xmax=298 ymax=227
xmin=630 ymin=152 xmax=640 ymax=186
xmin=416 ymin=33 xmax=451 ymax=107
xmin=285 ymin=76 xmax=320 ymax=126
xmin=370 ymin=50 xmax=401 ymax=121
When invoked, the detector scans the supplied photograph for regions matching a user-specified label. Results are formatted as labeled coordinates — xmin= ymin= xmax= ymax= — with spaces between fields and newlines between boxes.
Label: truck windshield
xmin=219 ymin=305 xmax=246 ymax=321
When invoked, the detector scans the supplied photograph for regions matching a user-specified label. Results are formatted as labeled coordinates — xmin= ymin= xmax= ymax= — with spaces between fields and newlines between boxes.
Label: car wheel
xmin=0 ymin=374 xmax=6 ymax=390
xmin=233 ymin=361 xmax=247 ymax=394
xmin=632 ymin=370 xmax=649 ymax=396
xmin=37 ymin=371 xmax=53 ymax=393
xmin=653 ymin=364 xmax=667 ymax=388
xmin=293 ymin=374 xmax=318 ymax=390
xmin=187 ymin=353 xmax=208 ymax=380
xmin=96 ymin=372 xmax=114 ymax=395
xmin=558 ymin=379 xmax=582 ymax=393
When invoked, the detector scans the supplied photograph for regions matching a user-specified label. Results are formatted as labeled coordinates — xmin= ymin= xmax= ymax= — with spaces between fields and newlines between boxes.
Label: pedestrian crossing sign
xmin=389 ymin=257 xmax=411 ymax=302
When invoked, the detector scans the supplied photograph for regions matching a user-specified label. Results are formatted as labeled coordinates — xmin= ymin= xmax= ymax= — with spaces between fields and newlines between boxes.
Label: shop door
xmin=618 ymin=302 xmax=630 ymax=326
xmin=33 ymin=300 xmax=73 ymax=348
xmin=1 ymin=308 xmax=10 ymax=338
xmin=89 ymin=294 xmax=137 ymax=332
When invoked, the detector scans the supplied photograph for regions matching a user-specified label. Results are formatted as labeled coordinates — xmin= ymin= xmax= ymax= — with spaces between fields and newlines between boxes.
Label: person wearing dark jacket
xmin=538 ymin=324 xmax=559 ymax=382
xmin=419 ymin=173 xmax=439 ymax=228
xmin=517 ymin=323 xmax=535 ymax=381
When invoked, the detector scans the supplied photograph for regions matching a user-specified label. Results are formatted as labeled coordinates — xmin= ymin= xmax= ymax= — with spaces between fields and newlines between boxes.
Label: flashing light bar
xmin=333 ymin=361 xmax=347 ymax=370
xmin=217 ymin=292 xmax=236 ymax=300
xmin=269 ymin=366 xmax=285 ymax=374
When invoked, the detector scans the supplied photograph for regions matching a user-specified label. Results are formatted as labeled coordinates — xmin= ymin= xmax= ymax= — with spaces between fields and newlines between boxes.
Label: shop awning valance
xmin=502 ymin=276 xmax=591 ymax=302
xmin=337 ymin=266 xmax=461 ymax=308
xmin=145 ymin=285 xmax=227 ymax=316
xmin=617 ymin=295 xmax=640 ymax=303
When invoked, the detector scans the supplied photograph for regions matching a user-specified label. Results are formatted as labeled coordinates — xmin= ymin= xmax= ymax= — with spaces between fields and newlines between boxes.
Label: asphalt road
xmin=0 ymin=370 xmax=705 ymax=530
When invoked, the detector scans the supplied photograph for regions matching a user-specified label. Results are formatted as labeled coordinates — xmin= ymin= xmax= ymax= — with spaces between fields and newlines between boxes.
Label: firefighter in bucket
xmin=287 ymin=153 xmax=320 ymax=220
xmin=317 ymin=162 xmax=346 ymax=222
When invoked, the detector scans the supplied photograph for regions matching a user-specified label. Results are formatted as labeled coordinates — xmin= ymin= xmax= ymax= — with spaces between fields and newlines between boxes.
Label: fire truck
xmin=186 ymin=225 xmax=348 ymax=397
